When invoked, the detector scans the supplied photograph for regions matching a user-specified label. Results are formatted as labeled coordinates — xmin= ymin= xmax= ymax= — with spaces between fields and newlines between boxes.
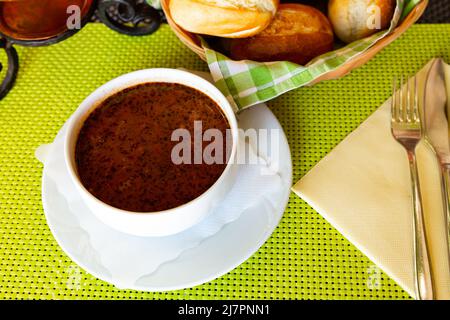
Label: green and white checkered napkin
xmin=200 ymin=0 xmax=421 ymax=111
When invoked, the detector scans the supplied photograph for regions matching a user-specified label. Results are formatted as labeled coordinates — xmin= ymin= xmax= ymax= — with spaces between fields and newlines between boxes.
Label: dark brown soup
xmin=75 ymin=82 xmax=230 ymax=212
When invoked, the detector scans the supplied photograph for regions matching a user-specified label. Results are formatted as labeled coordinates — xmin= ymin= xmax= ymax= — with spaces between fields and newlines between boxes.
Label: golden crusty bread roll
xmin=228 ymin=4 xmax=334 ymax=65
xmin=169 ymin=0 xmax=278 ymax=38
xmin=328 ymin=0 xmax=395 ymax=43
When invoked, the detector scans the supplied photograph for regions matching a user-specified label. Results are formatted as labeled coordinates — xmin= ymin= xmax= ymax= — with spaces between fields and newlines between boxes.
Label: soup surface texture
xmin=75 ymin=82 xmax=230 ymax=212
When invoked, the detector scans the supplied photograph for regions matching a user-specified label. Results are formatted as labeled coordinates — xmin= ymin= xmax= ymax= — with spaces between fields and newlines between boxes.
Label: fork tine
xmin=396 ymin=76 xmax=403 ymax=123
xmin=406 ymin=75 xmax=412 ymax=122
xmin=398 ymin=75 xmax=403 ymax=122
xmin=391 ymin=76 xmax=397 ymax=123
xmin=413 ymin=76 xmax=419 ymax=123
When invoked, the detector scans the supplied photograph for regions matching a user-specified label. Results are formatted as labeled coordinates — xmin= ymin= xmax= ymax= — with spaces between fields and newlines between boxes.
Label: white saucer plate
xmin=41 ymin=103 xmax=292 ymax=291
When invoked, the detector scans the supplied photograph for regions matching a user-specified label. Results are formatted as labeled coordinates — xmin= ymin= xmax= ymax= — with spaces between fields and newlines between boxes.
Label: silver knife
xmin=423 ymin=58 xmax=450 ymax=267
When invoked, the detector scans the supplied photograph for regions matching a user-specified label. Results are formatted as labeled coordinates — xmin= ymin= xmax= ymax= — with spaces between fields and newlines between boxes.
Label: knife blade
xmin=423 ymin=57 xmax=450 ymax=267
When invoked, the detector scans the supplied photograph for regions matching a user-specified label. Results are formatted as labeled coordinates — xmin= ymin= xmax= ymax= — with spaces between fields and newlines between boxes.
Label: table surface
xmin=0 ymin=23 xmax=449 ymax=300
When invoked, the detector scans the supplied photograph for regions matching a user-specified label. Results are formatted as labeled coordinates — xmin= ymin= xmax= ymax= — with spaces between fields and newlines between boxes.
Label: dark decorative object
xmin=0 ymin=0 xmax=162 ymax=100
xmin=0 ymin=39 xmax=18 ymax=101
xmin=96 ymin=0 xmax=161 ymax=36
xmin=417 ymin=0 xmax=450 ymax=23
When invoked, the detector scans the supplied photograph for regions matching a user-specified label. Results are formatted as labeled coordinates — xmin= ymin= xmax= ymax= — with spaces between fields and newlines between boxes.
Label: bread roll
xmin=228 ymin=4 xmax=334 ymax=65
xmin=169 ymin=0 xmax=278 ymax=38
xmin=328 ymin=0 xmax=395 ymax=43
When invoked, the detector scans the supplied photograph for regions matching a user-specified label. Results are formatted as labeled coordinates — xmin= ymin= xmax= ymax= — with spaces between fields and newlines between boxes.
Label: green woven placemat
xmin=0 ymin=24 xmax=448 ymax=300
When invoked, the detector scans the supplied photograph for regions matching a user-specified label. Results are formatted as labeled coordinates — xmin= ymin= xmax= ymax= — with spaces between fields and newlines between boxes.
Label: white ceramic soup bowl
xmin=65 ymin=68 xmax=238 ymax=237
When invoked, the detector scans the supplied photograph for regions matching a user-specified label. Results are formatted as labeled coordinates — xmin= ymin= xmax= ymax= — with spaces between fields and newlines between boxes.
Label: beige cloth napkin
xmin=293 ymin=59 xmax=450 ymax=299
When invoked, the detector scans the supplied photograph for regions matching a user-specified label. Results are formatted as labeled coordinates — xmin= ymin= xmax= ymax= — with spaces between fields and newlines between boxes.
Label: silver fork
xmin=391 ymin=75 xmax=434 ymax=300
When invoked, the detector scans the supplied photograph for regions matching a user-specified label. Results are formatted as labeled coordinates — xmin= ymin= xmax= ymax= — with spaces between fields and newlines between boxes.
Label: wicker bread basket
xmin=161 ymin=0 xmax=428 ymax=85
